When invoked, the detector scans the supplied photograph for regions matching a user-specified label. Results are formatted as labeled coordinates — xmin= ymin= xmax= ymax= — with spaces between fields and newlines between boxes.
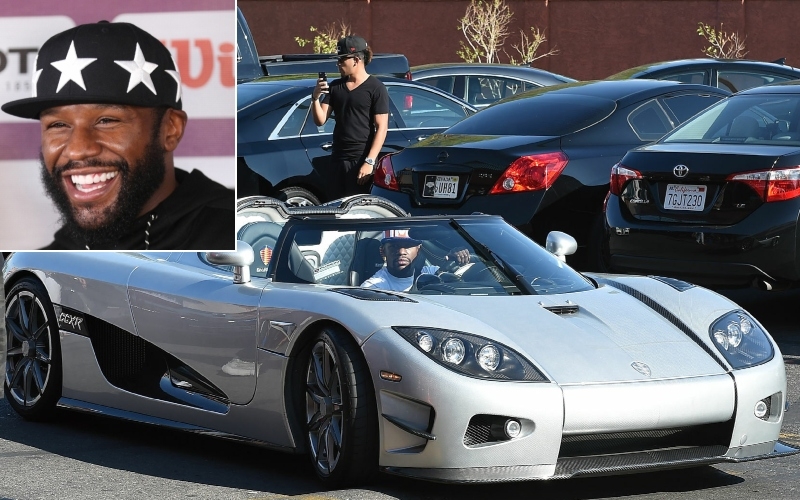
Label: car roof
xmin=411 ymin=63 xmax=576 ymax=83
xmin=497 ymin=79 xmax=727 ymax=106
xmin=237 ymin=75 xmax=477 ymax=112
xmin=607 ymin=58 xmax=800 ymax=80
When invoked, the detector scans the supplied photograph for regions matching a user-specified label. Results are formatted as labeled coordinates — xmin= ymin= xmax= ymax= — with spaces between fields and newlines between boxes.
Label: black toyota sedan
xmin=412 ymin=63 xmax=575 ymax=108
xmin=237 ymin=76 xmax=476 ymax=206
xmin=605 ymin=81 xmax=800 ymax=289
xmin=370 ymin=79 xmax=729 ymax=269
xmin=607 ymin=58 xmax=800 ymax=93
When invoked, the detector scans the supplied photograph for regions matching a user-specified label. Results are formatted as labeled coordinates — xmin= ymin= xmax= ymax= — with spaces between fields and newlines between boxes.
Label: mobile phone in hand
xmin=319 ymin=72 xmax=329 ymax=94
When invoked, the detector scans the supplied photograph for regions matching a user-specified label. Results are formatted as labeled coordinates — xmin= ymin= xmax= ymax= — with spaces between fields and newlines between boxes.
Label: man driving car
xmin=361 ymin=230 xmax=469 ymax=292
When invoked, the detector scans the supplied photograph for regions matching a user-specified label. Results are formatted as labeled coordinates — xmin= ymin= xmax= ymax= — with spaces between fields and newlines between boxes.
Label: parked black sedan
xmin=605 ymin=81 xmax=800 ymax=289
xmin=412 ymin=63 xmax=575 ymax=108
xmin=607 ymin=58 xmax=800 ymax=93
xmin=237 ymin=76 xmax=476 ymax=205
xmin=370 ymin=79 xmax=729 ymax=269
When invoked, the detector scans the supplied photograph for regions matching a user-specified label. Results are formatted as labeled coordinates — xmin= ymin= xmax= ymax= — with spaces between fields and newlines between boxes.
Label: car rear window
xmin=663 ymin=94 xmax=800 ymax=145
xmin=446 ymin=93 xmax=616 ymax=136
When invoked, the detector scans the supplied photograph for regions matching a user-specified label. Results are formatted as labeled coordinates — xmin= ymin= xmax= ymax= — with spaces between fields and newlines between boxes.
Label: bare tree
xmin=296 ymin=21 xmax=351 ymax=54
xmin=458 ymin=0 xmax=557 ymax=66
xmin=457 ymin=0 xmax=513 ymax=63
xmin=697 ymin=22 xmax=747 ymax=59
xmin=509 ymin=26 xmax=559 ymax=65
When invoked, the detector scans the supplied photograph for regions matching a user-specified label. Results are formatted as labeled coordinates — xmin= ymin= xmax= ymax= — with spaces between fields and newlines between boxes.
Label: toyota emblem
xmin=673 ymin=164 xmax=689 ymax=178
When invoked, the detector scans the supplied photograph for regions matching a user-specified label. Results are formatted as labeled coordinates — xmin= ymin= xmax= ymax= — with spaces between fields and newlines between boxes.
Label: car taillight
xmin=610 ymin=163 xmax=642 ymax=196
xmin=727 ymin=166 xmax=800 ymax=202
xmin=374 ymin=154 xmax=399 ymax=191
xmin=405 ymin=71 xmax=412 ymax=80
xmin=489 ymin=152 xmax=569 ymax=194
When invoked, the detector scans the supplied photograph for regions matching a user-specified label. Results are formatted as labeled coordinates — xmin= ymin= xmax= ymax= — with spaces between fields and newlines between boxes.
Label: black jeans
xmin=327 ymin=158 xmax=371 ymax=201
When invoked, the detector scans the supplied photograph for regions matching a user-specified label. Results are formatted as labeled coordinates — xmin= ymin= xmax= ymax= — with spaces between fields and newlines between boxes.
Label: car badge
xmin=631 ymin=361 xmax=651 ymax=377
xmin=673 ymin=164 xmax=689 ymax=178
xmin=260 ymin=246 xmax=273 ymax=265
xmin=437 ymin=151 xmax=449 ymax=163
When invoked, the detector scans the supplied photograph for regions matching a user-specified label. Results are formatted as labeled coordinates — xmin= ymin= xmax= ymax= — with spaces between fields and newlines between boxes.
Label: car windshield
xmin=274 ymin=217 xmax=594 ymax=296
xmin=445 ymin=93 xmax=616 ymax=136
xmin=662 ymin=94 xmax=800 ymax=146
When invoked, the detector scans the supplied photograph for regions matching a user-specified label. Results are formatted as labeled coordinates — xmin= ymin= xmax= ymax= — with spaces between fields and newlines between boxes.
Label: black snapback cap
xmin=2 ymin=21 xmax=183 ymax=119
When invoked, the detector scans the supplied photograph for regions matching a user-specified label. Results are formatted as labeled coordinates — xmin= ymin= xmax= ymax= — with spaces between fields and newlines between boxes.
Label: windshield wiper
xmin=448 ymin=219 xmax=537 ymax=295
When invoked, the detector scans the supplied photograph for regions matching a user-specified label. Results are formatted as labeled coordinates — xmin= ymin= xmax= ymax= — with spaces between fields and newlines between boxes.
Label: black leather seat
xmin=317 ymin=234 xmax=356 ymax=285
xmin=349 ymin=232 xmax=385 ymax=286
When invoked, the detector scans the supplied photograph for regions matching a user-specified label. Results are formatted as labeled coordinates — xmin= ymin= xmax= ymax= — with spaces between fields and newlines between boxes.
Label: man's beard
xmin=40 ymin=138 xmax=167 ymax=248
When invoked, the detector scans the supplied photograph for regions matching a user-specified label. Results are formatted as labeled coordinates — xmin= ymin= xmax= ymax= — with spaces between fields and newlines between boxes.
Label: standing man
xmin=310 ymin=35 xmax=390 ymax=200
xmin=1 ymin=21 xmax=234 ymax=250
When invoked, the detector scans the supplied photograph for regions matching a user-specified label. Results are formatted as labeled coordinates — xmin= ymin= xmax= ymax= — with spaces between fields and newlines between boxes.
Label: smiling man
xmin=1 ymin=21 xmax=234 ymax=250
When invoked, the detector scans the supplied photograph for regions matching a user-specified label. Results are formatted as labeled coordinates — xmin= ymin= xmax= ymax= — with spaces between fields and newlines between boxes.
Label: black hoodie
xmin=42 ymin=168 xmax=234 ymax=250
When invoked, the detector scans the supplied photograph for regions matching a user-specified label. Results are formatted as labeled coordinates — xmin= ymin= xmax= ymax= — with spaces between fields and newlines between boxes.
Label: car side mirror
xmin=545 ymin=231 xmax=577 ymax=262
xmin=206 ymin=240 xmax=255 ymax=284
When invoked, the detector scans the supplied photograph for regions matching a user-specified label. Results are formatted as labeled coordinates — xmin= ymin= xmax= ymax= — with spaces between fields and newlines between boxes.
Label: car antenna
xmin=771 ymin=57 xmax=786 ymax=65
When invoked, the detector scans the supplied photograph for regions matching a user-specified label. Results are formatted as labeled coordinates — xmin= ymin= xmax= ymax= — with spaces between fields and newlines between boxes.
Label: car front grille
xmin=558 ymin=420 xmax=734 ymax=457
xmin=554 ymin=420 xmax=735 ymax=477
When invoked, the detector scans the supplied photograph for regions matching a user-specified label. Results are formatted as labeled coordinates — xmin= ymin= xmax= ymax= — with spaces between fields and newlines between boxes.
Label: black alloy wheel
xmin=4 ymin=277 xmax=62 ymax=420
xmin=303 ymin=326 xmax=377 ymax=486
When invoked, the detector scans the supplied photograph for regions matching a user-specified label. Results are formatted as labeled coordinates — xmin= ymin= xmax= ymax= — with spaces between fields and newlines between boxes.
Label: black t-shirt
xmin=42 ymin=168 xmax=234 ymax=250
xmin=324 ymin=75 xmax=390 ymax=161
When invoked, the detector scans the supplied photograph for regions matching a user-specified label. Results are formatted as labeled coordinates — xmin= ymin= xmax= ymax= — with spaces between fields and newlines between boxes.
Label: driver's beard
xmin=40 ymin=138 xmax=168 ymax=248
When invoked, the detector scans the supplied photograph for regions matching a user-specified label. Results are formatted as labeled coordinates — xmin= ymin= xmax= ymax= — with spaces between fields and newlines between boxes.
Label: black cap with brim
xmin=381 ymin=237 xmax=422 ymax=247
xmin=331 ymin=35 xmax=368 ymax=59
xmin=2 ymin=21 xmax=182 ymax=119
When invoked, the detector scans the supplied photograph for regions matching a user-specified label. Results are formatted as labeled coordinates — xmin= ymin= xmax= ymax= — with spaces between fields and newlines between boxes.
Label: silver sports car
xmin=3 ymin=195 xmax=797 ymax=486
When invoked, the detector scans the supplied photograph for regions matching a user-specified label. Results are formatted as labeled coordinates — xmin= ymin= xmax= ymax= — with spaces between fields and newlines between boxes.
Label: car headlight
xmin=709 ymin=311 xmax=774 ymax=369
xmin=393 ymin=327 xmax=547 ymax=381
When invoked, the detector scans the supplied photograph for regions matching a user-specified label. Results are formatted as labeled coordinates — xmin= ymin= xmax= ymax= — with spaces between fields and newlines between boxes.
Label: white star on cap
xmin=50 ymin=41 xmax=97 ymax=92
xmin=115 ymin=43 xmax=158 ymax=95
xmin=164 ymin=54 xmax=182 ymax=103
xmin=32 ymin=55 xmax=43 ymax=97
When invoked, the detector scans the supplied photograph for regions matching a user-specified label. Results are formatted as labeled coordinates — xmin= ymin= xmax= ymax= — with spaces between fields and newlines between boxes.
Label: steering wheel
xmin=442 ymin=253 xmax=481 ymax=274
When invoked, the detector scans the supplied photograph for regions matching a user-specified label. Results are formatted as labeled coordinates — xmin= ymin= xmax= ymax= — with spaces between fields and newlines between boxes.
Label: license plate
xmin=423 ymin=175 xmax=459 ymax=199
xmin=664 ymin=184 xmax=706 ymax=211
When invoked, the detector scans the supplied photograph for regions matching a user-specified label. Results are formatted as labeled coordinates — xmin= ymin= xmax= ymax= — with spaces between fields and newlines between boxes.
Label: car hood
xmin=410 ymin=279 xmax=731 ymax=385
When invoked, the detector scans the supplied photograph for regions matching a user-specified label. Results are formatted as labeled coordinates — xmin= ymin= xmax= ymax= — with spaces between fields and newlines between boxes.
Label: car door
xmin=127 ymin=256 xmax=263 ymax=405
xmin=386 ymin=83 xmax=473 ymax=144
xmin=238 ymin=89 xmax=323 ymax=198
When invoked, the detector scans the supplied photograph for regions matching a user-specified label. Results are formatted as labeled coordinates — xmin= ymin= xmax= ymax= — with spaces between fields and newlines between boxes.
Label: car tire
xmin=4 ymin=277 xmax=62 ymax=421
xmin=303 ymin=326 xmax=377 ymax=486
xmin=279 ymin=187 xmax=320 ymax=207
